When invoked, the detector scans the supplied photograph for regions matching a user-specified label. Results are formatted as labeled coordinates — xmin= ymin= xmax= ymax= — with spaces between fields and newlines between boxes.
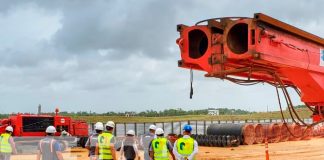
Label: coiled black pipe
xmin=207 ymin=123 xmax=255 ymax=145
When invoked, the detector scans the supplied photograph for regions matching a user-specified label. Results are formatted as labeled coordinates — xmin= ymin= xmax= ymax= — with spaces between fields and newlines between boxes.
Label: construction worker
xmin=140 ymin=124 xmax=156 ymax=160
xmin=59 ymin=129 xmax=70 ymax=151
xmin=0 ymin=126 xmax=17 ymax=160
xmin=86 ymin=122 xmax=104 ymax=160
xmin=149 ymin=128 xmax=175 ymax=160
xmin=119 ymin=130 xmax=140 ymax=160
xmin=36 ymin=126 xmax=64 ymax=160
xmin=60 ymin=130 xmax=71 ymax=137
xmin=95 ymin=121 xmax=117 ymax=160
xmin=173 ymin=125 xmax=198 ymax=160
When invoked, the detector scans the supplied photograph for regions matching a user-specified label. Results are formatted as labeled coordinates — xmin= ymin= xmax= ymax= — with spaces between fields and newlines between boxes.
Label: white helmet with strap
xmin=149 ymin=125 xmax=156 ymax=130
xmin=155 ymin=128 xmax=164 ymax=135
xmin=45 ymin=126 xmax=57 ymax=134
xmin=5 ymin=126 xmax=13 ymax=132
xmin=106 ymin=121 xmax=115 ymax=128
xmin=127 ymin=130 xmax=135 ymax=136
xmin=94 ymin=122 xmax=104 ymax=131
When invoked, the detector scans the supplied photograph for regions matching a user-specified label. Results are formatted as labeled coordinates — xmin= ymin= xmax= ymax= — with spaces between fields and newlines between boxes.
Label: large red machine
xmin=176 ymin=13 xmax=324 ymax=124
xmin=0 ymin=109 xmax=89 ymax=146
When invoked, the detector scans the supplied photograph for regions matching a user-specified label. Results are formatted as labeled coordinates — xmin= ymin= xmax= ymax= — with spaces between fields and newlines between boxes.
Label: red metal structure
xmin=176 ymin=13 xmax=324 ymax=124
xmin=0 ymin=109 xmax=88 ymax=146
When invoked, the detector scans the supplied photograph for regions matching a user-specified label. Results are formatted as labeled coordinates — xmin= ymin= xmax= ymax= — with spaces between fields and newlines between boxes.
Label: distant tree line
xmin=0 ymin=114 xmax=8 ymax=119
xmin=57 ymin=108 xmax=253 ymax=117
xmin=0 ymin=108 xmax=254 ymax=118
xmin=294 ymin=105 xmax=307 ymax=109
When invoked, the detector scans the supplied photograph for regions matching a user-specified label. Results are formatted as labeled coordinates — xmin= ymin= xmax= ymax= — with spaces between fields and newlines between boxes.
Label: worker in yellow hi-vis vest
xmin=0 ymin=126 xmax=17 ymax=160
xmin=95 ymin=121 xmax=117 ymax=160
xmin=149 ymin=128 xmax=175 ymax=160
xmin=173 ymin=125 xmax=198 ymax=160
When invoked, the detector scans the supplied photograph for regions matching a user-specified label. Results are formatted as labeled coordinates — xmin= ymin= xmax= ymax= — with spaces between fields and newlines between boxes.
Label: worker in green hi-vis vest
xmin=173 ymin=125 xmax=198 ymax=160
xmin=95 ymin=121 xmax=117 ymax=160
xmin=0 ymin=126 xmax=17 ymax=160
xmin=149 ymin=128 xmax=175 ymax=160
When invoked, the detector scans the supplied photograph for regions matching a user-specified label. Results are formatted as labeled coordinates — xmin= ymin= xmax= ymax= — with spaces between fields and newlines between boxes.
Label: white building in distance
xmin=208 ymin=108 xmax=219 ymax=116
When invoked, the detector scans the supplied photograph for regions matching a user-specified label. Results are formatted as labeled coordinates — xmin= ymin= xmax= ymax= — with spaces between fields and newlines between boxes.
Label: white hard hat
xmin=149 ymin=125 xmax=156 ymax=130
xmin=45 ymin=126 xmax=57 ymax=134
xmin=126 ymin=130 xmax=135 ymax=136
xmin=106 ymin=121 xmax=115 ymax=128
xmin=5 ymin=126 xmax=13 ymax=132
xmin=155 ymin=128 xmax=164 ymax=135
xmin=94 ymin=122 xmax=104 ymax=131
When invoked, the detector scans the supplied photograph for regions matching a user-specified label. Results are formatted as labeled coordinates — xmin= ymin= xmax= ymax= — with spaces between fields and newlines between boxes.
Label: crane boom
xmin=176 ymin=13 xmax=324 ymax=122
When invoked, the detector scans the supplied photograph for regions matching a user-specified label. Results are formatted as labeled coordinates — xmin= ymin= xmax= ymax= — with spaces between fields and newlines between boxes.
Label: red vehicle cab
xmin=0 ymin=110 xmax=89 ymax=147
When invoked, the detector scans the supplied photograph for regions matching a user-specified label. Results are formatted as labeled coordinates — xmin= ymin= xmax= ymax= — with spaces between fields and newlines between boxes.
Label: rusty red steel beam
xmin=254 ymin=13 xmax=324 ymax=46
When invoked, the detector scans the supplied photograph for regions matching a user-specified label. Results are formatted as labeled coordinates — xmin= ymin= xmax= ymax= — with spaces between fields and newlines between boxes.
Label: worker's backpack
xmin=123 ymin=138 xmax=136 ymax=159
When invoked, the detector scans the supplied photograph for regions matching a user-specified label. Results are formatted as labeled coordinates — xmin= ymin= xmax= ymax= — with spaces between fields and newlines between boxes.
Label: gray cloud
xmin=33 ymin=0 xmax=180 ymax=60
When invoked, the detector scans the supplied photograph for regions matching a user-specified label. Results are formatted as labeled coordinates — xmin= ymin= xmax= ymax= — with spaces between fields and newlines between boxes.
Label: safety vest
xmin=0 ymin=133 xmax=12 ymax=153
xmin=152 ymin=137 xmax=169 ymax=160
xmin=39 ymin=138 xmax=58 ymax=160
xmin=176 ymin=137 xmax=194 ymax=158
xmin=98 ymin=132 xmax=114 ymax=160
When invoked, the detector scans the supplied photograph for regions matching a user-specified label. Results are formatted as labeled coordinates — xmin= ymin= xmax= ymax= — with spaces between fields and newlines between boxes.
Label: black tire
xmin=78 ymin=137 xmax=84 ymax=147
xmin=78 ymin=137 xmax=88 ymax=148
xmin=83 ymin=137 xmax=88 ymax=148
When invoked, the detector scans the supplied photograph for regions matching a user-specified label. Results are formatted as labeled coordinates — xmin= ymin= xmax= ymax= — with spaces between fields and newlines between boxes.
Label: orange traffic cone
xmin=265 ymin=137 xmax=270 ymax=160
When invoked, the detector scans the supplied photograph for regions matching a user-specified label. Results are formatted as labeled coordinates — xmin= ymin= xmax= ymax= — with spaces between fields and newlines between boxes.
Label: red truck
xmin=0 ymin=109 xmax=89 ymax=147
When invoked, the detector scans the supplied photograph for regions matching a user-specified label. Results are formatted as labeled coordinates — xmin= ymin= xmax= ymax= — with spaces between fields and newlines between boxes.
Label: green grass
xmin=71 ymin=108 xmax=312 ymax=123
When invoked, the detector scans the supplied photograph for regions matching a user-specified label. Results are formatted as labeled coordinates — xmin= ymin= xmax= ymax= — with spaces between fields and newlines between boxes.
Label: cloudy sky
xmin=0 ymin=0 xmax=323 ymax=113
